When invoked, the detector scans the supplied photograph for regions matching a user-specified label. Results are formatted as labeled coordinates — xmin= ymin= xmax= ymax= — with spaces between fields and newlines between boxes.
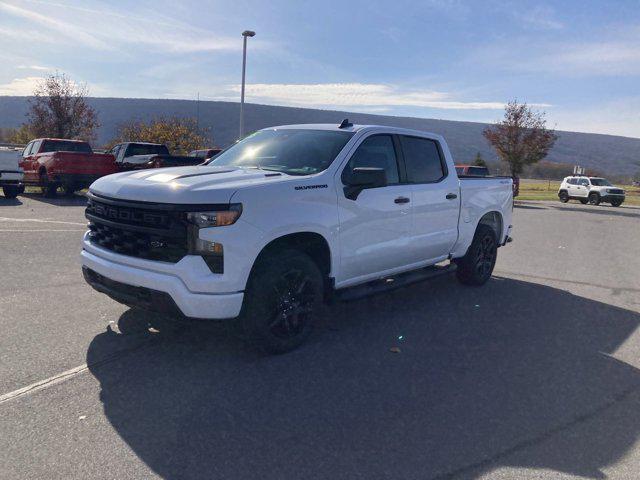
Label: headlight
xmin=186 ymin=204 xmax=242 ymax=227
xmin=185 ymin=204 xmax=242 ymax=274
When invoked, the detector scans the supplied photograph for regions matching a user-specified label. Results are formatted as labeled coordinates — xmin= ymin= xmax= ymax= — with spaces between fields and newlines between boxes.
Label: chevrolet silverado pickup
xmin=81 ymin=122 xmax=513 ymax=353
xmin=20 ymin=138 xmax=118 ymax=196
xmin=108 ymin=142 xmax=204 ymax=170
xmin=0 ymin=147 xmax=25 ymax=199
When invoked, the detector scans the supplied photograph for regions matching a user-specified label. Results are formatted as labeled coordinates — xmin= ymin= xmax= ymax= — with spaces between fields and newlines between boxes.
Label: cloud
xmin=0 ymin=76 xmax=45 ymax=95
xmin=0 ymin=0 xmax=241 ymax=53
xmin=16 ymin=65 xmax=50 ymax=71
xmin=473 ymin=25 xmax=640 ymax=76
xmin=225 ymin=83 xmax=510 ymax=110
xmin=0 ymin=2 xmax=111 ymax=49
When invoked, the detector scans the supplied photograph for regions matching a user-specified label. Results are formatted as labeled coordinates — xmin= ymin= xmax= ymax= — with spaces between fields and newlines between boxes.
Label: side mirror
xmin=343 ymin=167 xmax=387 ymax=200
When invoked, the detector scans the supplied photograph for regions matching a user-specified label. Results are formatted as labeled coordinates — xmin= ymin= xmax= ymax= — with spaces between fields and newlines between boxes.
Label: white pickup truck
xmin=81 ymin=122 xmax=513 ymax=353
xmin=0 ymin=147 xmax=25 ymax=199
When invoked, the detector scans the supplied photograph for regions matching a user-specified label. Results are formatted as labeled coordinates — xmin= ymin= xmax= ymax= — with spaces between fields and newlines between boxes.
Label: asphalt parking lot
xmin=1 ymin=194 xmax=640 ymax=480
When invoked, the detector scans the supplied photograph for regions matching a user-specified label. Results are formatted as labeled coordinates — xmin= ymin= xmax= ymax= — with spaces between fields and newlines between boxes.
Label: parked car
xmin=455 ymin=164 xmax=490 ymax=176
xmin=20 ymin=138 xmax=118 ymax=196
xmin=0 ymin=147 xmax=25 ymax=199
xmin=558 ymin=176 xmax=625 ymax=206
xmin=81 ymin=122 xmax=513 ymax=353
xmin=189 ymin=148 xmax=223 ymax=162
xmin=108 ymin=142 xmax=204 ymax=170
xmin=455 ymin=164 xmax=519 ymax=197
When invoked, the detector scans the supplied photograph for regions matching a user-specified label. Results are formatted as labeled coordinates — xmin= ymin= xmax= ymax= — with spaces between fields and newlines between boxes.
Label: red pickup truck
xmin=20 ymin=138 xmax=118 ymax=196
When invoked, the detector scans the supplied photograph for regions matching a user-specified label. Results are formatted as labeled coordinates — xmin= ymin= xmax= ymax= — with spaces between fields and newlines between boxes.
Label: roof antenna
xmin=338 ymin=118 xmax=353 ymax=129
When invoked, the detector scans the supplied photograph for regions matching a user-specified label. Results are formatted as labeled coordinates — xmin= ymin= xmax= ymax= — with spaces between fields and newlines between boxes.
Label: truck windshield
xmin=208 ymin=129 xmax=355 ymax=175
xmin=41 ymin=140 xmax=92 ymax=153
xmin=590 ymin=178 xmax=612 ymax=186
xmin=127 ymin=144 xmax=170 ymax=156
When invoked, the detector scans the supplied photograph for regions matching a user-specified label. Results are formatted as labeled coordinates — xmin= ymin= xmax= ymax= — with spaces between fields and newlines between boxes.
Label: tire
xmin=454 ymin=224 xmax=498 ymax=286
xmin=60 ymin=183 xmax=78 ymax=197
xmin=579 ymin=199 xmax=588 ymax=204
xmin=240 ymin=249 xmax=323 ymax=354
xmin=611 ymin=199 xmax=623 ymax=207
xmin=40 ymin=172 xmax=57 ymax=197
xmin=558 ymin=191 xmax=569 ymax=203
xmin=2 ymin=185 xmax=21 ymax=199
xmin=588 ymin=192 xmax=600 ymax=205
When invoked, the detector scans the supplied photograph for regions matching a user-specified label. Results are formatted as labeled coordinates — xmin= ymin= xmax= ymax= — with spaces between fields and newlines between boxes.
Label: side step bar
xmin=335 ymin=263 xmax=457 ymax=302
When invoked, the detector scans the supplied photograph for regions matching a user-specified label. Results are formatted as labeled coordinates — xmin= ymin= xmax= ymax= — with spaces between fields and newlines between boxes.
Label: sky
xmin=1 ymin=0 xmax=640 ymax=138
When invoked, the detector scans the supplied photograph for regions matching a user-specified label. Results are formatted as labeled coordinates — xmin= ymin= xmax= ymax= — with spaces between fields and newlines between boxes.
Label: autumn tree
xmin=110 ymin=117 xmax=210 ymax=154
xmin=25 ymin=73 xmax=99 ymax=141
xmin=483 ymin=100 xmax=557 ymax=177
xmin=473 ymin=152 xmax=487 ymax=167
xmin=4 ymin=125 xmax=34 ymax=144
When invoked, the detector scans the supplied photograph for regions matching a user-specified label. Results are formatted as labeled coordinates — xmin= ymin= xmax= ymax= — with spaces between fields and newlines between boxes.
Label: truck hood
xmin=89 ymin=165 xmax=293 ymax=204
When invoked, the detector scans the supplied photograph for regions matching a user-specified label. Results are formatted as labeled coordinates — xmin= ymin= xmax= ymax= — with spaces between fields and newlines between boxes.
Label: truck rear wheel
xmin=240 ymin=249 xmax=323 ymax=354
xmin=455 ymin=224 xmax=497 ymax=286
xmin=558 ymin=191 xmax=569 ymax=203
xmin=40 ymin=173 xmax=57 ymax=197
xmin=588 ymin=192 xmax=600 ymax=205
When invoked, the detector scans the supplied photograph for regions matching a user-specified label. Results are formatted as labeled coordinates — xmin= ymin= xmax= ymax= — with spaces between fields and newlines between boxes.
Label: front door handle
xmin=394 ymin=196 xmax=410 ymax=204
xmin=446 ymin=193 xmax=458 ymax=200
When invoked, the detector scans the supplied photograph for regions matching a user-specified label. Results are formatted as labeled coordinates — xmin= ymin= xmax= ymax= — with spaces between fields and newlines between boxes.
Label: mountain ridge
xmin=1 ymin=96 xmax=638 ymax=176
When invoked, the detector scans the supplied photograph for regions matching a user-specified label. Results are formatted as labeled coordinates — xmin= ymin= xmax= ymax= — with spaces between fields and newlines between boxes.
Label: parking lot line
xmin=0 ymin=363 xmax=89 ymax=405
xmin=0 ymin=217 xmax=86 ymax=226
xmin=0 ymin=229 xmax=86 ymax=232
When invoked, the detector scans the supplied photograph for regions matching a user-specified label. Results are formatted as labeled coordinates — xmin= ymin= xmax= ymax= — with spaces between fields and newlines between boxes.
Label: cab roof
xmin=262 ymin=123 xmax=443 ymax=140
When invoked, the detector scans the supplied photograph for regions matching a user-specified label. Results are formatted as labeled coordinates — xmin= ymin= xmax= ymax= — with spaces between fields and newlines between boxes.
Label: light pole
xmin=239 ymin=29 xmax=255 ymax=140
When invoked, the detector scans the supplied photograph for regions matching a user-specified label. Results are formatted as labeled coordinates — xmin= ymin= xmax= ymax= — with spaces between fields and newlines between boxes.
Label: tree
xmin=25 ymin=73 xmax=99 ymax=141
xmin=4 ymin=125 xmax=34 ymax=144
xmin=473 ymin=152 xmax=487 ymax=167
xmin=483 ymin=100 xmax=557 ymax=177
xmin=110 ymin=117 xmax=210 ymax=154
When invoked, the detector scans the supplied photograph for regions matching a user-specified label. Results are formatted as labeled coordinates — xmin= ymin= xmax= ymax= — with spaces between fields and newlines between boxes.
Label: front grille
xmin=609 ymin=189 xmax=624 ymax=195
xmin=86 ymin=196 xmax=188 ymax=263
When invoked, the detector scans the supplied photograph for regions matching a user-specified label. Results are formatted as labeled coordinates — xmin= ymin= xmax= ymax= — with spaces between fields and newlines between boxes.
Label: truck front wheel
xmin=2 ymin=185 xmax=23 ymax=199
xmin=240 ymin=249 xmax=323 ymax=354
xmin=455 ymin=224 xmax=497 ymax=286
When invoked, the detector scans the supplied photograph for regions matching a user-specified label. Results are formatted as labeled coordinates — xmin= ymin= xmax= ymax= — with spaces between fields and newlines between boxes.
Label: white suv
xmin=558 ymin=176 xmax=625 ymax=207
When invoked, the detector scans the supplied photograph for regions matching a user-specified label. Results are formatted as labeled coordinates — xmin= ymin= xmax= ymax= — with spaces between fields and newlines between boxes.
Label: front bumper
xmin=600 ymin=194 xmax=625 ymax=203
xmin=81 ymin=248 xmax=244 ymax=320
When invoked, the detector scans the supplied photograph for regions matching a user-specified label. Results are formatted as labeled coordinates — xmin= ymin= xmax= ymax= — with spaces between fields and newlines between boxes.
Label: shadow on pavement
xmin=87 ymin=276 xmax=640 ymax=480
xmin=0 ymin=197 xmax=23 ymax=206
xmin=20 ymin=192 xmax=87 ymax=207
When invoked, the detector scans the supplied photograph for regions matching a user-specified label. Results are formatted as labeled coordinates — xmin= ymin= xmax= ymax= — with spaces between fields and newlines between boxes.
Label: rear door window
xmin=41 ymin=140 xmax=91 ymax=153
xmin=400 ymin=136 xmax=446 ymax=183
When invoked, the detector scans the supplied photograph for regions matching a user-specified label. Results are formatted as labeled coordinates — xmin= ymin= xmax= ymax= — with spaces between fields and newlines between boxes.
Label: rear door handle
xmin=446 ymin=193 xmax=458 ymax=200
xmin=394 ymin=196 xmax=410 ymax=204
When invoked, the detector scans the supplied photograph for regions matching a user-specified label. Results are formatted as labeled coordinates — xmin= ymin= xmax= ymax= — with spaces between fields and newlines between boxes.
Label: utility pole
xmin=239 ymin=30 xmax=255 ymax=139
